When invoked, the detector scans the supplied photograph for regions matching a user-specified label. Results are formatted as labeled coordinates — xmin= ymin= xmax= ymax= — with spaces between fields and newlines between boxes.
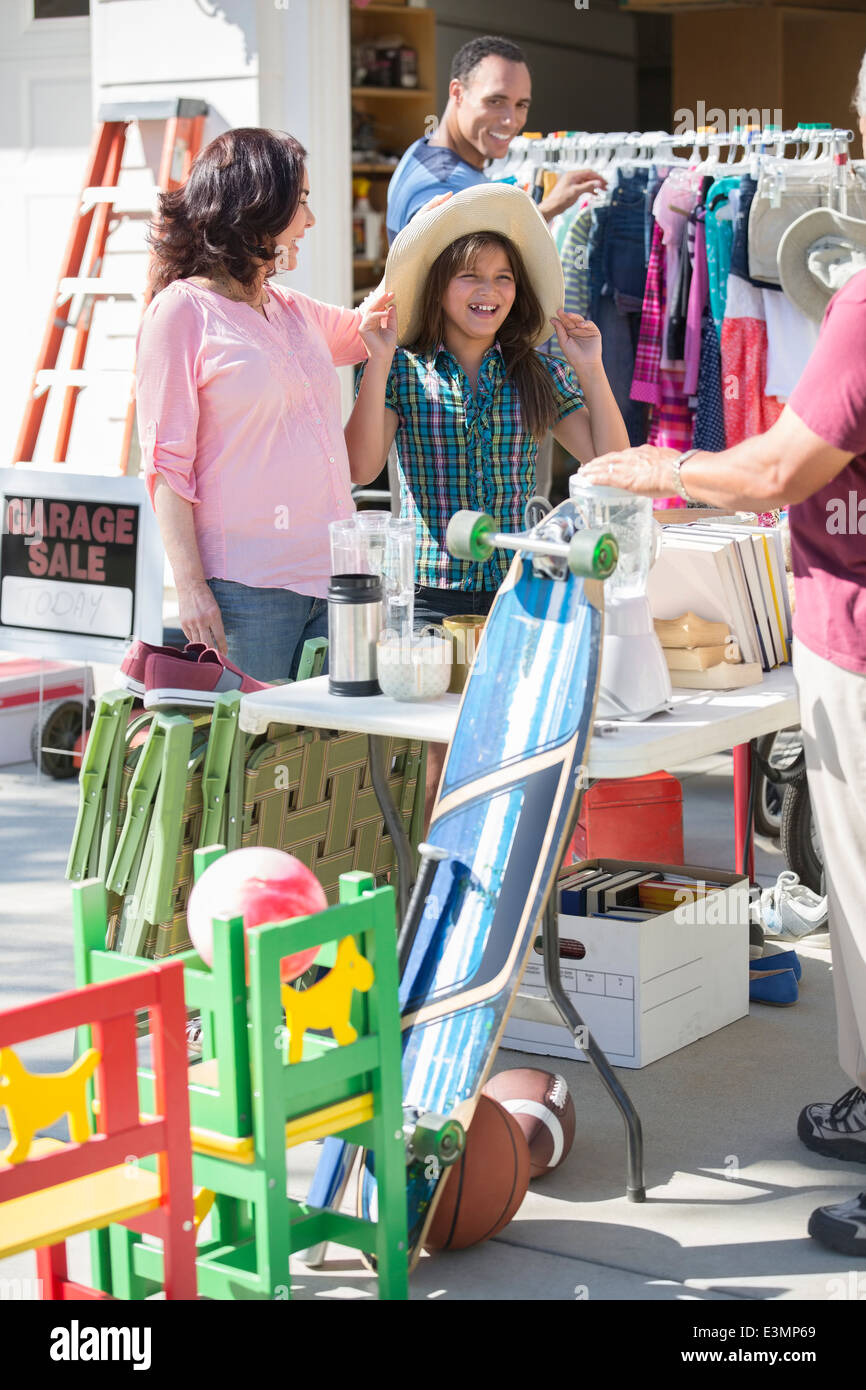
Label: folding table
xmin=239 ymin=666 xmax=799 ymax=1199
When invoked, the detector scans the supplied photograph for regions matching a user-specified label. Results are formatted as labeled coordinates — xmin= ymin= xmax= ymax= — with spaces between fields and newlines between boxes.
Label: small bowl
xmin=377 ymin=631 xmax=452 ymax=702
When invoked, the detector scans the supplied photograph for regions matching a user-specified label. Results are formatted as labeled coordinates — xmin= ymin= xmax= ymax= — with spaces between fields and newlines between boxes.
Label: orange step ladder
xmin=13 ymin=98 xmax=208 ymax=474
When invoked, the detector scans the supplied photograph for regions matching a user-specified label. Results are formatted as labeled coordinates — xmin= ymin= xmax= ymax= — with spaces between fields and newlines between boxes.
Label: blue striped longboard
xmin=310 ymin=498 xmax=605 ymax=1266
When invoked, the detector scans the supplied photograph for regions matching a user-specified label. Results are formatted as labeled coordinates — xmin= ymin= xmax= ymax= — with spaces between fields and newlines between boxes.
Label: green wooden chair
xmin=73 ymin=847 xmax=409 ymax=1300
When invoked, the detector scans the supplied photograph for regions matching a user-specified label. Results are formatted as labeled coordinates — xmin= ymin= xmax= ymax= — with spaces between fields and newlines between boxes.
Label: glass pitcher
xmin=569 ymin=475 xmax=654 ymax=600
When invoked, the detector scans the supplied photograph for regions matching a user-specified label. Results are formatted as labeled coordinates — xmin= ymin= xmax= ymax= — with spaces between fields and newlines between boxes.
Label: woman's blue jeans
xmin=207 ymin=578 xmax=329 ymax=682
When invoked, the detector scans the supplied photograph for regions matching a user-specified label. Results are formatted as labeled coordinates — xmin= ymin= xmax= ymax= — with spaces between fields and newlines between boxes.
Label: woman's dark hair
xmin=412 ymin=232 xmax=558 ymax=439
xmin=148 ymin=127 xmax=307 ymax=294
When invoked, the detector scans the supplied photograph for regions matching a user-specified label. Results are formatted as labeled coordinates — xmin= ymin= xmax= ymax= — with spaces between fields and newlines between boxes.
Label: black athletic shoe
xmin=808 ymin=1192 xmax=866 ymax=1256
xmin=798 ymin=1086 xmax=866 ymax=1163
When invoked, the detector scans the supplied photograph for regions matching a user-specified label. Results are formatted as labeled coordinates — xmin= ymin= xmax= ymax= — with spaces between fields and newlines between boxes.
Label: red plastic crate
xmin=567 ymin=771 xmax=684 ymax=865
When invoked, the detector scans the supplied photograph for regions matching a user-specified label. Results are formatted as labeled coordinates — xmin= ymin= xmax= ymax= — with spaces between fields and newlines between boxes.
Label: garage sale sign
xmin=0 ymin=470 xmax=164 ymax=663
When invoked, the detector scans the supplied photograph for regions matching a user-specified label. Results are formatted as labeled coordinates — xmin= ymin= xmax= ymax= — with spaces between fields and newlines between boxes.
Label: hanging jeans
xmin=602 ymin=168 xmax=651 ymax=303
xmin=593 ymin=168 xmax=651 ymax=446
xmin=596 ymin=293 xmax=648 ymax=447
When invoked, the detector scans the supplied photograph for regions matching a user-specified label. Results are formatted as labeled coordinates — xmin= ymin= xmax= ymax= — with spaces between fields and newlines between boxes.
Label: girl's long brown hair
xmin=410 ymin=232 xmax=559 ymax=439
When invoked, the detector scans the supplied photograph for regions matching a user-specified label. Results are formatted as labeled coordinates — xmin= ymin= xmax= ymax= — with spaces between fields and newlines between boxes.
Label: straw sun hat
xmin=778 ymin=207 xmax=866 ymax=322
xmin=384 ymin=182 xmax=565 ymax=348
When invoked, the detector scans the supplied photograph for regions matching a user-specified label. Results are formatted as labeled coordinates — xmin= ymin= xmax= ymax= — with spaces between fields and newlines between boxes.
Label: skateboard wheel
xmin=409 ymin=1113 xmax=466 ymax=1167
xmin=567 ymin=528 xmax=618 ymax=579
xmin=446 ymin=511 xmax=495 ymax=563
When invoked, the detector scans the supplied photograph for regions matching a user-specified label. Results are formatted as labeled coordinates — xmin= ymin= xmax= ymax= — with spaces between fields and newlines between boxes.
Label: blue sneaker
xmin=750 ymin=949 xmax=802 ymax=982
xmin=749 ymin=967 xmax=798 ymax=1006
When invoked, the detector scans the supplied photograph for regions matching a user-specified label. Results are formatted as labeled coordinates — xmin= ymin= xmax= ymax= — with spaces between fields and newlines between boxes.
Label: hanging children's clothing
xmin=531 ymin=124 xmax=860 ymax=476
xmin=720 ymin=275 xmax=783 ymax=445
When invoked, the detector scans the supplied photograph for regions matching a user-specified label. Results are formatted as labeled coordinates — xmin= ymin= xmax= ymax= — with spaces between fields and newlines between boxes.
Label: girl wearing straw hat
xmin=345 ymin=182 xmax=629 ymax=820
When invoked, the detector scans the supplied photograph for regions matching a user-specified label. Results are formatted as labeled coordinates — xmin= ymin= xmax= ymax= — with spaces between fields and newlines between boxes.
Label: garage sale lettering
xmin=5 ymin=499 xmax=135 ymax=581
xmin=1 ymin=496 xmax=139 ymax=638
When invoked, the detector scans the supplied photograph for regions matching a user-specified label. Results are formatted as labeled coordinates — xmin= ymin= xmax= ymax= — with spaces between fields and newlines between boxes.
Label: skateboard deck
xmin=309 ymin=497 xmax=608 ymax=1265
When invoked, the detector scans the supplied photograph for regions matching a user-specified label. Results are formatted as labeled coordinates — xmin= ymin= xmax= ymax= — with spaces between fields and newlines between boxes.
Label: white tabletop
xmin=239 ymin=665 xmax=799 ymax=780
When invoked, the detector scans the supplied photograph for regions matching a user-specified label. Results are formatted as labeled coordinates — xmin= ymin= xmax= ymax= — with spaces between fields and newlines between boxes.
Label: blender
xmin=569 ymin=475 xmax=672 ymax=720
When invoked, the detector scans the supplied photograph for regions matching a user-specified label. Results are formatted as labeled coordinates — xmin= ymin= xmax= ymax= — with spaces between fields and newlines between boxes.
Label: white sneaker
xmin=758 ymin=870 xmax=827 ymax=939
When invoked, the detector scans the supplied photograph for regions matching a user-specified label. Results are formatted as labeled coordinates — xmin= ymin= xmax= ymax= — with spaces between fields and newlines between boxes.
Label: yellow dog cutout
xmin=281 ymin=936 xmax=374 ymax=1064
xmin=0 ymin=1046 xmax=101 ymax=1164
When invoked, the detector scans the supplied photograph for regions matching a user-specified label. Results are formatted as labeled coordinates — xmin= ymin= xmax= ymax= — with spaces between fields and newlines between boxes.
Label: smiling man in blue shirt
xmin=386 ymin=35 xmax=605 ymax=244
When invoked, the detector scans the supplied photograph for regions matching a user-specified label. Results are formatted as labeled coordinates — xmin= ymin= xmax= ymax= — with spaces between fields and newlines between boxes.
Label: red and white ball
xmin=482 ymin=1068 xmax=576 ymax=1179
xmin=187 ymin=846 xmax=327 ymax=982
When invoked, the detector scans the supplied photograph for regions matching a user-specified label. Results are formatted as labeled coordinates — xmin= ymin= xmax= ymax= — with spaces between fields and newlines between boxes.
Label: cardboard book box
xmin=502 ymin=858 xmax=750 ymax=1069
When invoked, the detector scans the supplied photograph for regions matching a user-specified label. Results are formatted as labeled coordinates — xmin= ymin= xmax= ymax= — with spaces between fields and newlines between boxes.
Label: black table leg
xmin=368 ymin=733 xmax=415 ymax=928
xmin=541 ymin=891 xmax=646 ymax=1201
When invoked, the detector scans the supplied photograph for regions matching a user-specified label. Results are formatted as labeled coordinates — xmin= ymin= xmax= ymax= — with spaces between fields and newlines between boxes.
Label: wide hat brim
xmin=385 ymin=182 xmax=564 ymax=348
xmin=778 ymin=207 xmax=866 ymax=322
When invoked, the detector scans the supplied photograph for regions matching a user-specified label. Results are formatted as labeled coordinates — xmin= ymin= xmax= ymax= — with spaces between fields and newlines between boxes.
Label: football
xmin=482 ymin=1067 xmax=576 ymax=1178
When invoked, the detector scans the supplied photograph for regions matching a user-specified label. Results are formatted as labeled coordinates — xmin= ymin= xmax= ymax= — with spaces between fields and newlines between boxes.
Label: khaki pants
xmin=794 ymin=639 xmax=866 ymax=1090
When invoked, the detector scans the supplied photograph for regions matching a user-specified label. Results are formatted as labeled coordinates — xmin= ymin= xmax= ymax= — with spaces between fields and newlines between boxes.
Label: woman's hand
xmin=580 ymin=446 xmax=683 ymax=498
xmin=416 ymin=192 xmax=453 ymax=217
xmin=359 ymin=288 xmax=397 ymax=363
xmin=550 ymin=311 xmax=603 ymax=373
xmin=178 ymin=579 xmax=227 ymax=655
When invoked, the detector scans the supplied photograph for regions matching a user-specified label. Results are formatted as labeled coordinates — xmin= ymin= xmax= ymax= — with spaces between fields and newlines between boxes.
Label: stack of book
xmin=654 ymin=612 xmax=760 ymax=690
xmin=558 ymin=865 xmax=728 ymax=921
xmin=648 ymin=521 xmax=792 ymax=683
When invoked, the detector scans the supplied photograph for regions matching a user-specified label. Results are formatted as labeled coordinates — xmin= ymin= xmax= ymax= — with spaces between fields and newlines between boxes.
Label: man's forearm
xmin=152 ymin=476 xmax=207 ymax=587
xmin=679 ymin=418 xmax=813 ymax=511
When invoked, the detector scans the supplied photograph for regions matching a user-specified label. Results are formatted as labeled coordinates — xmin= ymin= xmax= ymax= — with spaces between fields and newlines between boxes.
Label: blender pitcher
xmin=570 ymin=475 xmax=671 ymax=720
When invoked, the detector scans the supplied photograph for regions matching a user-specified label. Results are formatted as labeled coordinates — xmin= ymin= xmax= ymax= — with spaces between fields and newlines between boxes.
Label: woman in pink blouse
xmin=136 ymin=127 xmax=392 ymax=680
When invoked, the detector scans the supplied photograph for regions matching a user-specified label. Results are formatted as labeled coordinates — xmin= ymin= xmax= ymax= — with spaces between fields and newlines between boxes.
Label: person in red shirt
xmin=580 ymin=84 xmax=866 ymax=1254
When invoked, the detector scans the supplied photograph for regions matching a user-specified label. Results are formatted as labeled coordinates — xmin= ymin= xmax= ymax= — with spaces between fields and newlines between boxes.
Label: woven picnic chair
xmin=66 ymin=640 xmax=426 ymax=962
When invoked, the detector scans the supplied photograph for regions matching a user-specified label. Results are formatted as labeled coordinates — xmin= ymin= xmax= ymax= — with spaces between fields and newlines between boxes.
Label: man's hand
xmin=178 ymin=579 xmax=227 ymax=654
xmin=579 ymin=446 xmax=682 ymax=499
xmin=359 ymin=288 xmax=397 ymax=363
xmin=539 ymin=168 xmax=607 ymax=222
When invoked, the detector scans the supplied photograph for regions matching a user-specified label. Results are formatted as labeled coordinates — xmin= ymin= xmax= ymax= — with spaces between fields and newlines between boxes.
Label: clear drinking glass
xmin=355 ymin=511 xmax=391 ymax=579
xmin=384 ymin=517 xmax=416 ymax=639
xmin=329 ymin=518 xmax=362 ymax=576
xmin=569 ymin=475 xmax=653 ymax=599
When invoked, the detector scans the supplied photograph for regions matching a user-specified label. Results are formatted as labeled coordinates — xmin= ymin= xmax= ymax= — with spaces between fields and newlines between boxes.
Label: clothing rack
xmin=521 ymin=117 xmax=865 ymax=472
xmin=508 ymin=126 xmax=856 ymax=164
xmin=497 ymin=125 xmax=861 ymax=217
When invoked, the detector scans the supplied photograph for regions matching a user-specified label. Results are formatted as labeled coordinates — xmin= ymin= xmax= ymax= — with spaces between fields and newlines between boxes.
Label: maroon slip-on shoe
xmin=115 ymin=639 xmax=207 ymax=696
xmin=142 ymin=647 xmax=269 ymax=709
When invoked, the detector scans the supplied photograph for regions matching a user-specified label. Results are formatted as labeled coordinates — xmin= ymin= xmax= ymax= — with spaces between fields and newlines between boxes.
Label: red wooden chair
xmin=0 ymin=962 xmax=198 ymax=1299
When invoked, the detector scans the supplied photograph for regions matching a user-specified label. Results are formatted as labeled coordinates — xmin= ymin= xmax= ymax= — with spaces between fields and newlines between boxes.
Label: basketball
xmin=483 ymin=1068 xmax=576 ymax=1178
xmin=424 ymin=1096 xmax=530 ymax=1252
